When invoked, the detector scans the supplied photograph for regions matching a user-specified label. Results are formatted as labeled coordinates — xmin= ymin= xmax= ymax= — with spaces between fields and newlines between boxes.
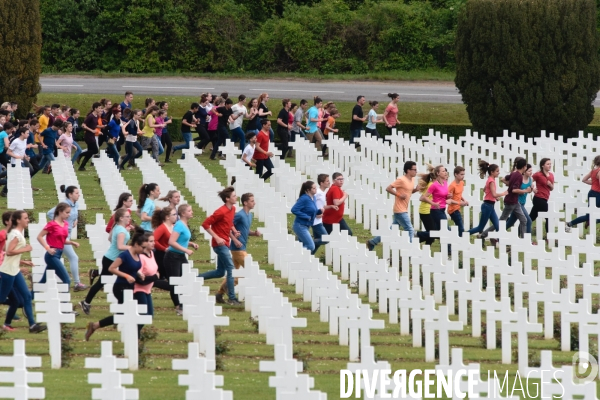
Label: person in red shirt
xmin=530 ymin=157 xmax=555 ymax=236
xmin=254 ymin=119 xmax=274 ymax=181
xmin=322 ymin=172 xmax=352 ymax=235
xmin=198 ymin=187 xmax=242 ymax=305
xmin=105 ymin=192 xmax=134 ymax=234
xmin=150 ymin=206 xmax=176 ymax=292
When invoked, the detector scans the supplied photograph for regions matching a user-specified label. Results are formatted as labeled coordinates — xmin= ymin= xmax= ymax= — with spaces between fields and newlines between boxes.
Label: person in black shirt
xmin=210 ymin=98 xmax=233 ymax=160
xmin=194 ymin=94 xmax=211 ymax=152
xmin=172 ymin=103 xmax=198 ymax=160
xmin=276 ymin=99 xmax=293 ymax=160
xmin=78 ymin=102 xmax=103 ymax=171
xmin=257 ymin=93 xmax=274 ymax=141
xmin=350 ymin=95 xmax=367 ymax=146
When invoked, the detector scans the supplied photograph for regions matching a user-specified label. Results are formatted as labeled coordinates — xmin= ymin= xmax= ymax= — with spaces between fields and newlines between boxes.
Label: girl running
xmin=530 ymin=158 xmax=554 ymax=236
xmin=134 ymin=234 xmax=160 ymax=334
xmin=291 ymin=181 xmax=324 ymax=254
xmin=506 ymin=163 xmax=534 ymax=236
xmin=56 ymin=122 xmax=77 ymax=161
xmin=119 ymin=109 xmax=144 ymax=171
xmin=106 ymin=192 xmax=134 ymax=234
xmin=566 ymin=155 xmax=600 ymax=232
xmin=138 ymin=183 xmax=161 ymax=233
xmin=383 ymin=93 xmax=401 ymax=134
xmin=85 ymin=228 xmax=150 ymax=340
xmin=365 ymin=101 xmax=382 ymax=139
xmin=47 ymin=185 xmax=87 ymax=291
xmin=0 ymin=211 xmax=46 ymax=333
xmin=80 ymin=208 xmax=131 ymax=315
xmin=159 ymin=190 xmax=181 ymax=217
xmin=151 ymin=207 xmax=176 ymax=292
xmin=468 ymin=161 xmax=508 ymax=236
xmin=38 ymin=202 xmax=80 ymax=288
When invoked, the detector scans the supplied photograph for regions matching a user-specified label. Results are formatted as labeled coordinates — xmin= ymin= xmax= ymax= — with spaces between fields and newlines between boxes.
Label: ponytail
xmin=478 ymin=160 xmax=498 ymax=179
xmin=138 ymin=183 xmax=158 ymax=210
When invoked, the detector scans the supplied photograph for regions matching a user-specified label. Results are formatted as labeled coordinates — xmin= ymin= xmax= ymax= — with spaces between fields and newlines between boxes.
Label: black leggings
xmin=277 ymin=127 xmax=290 ymax=159
xmin=152 ymin=249 xmax=170 ymax=291
xmin=161 ymin=132 xmax=173 ymax=162
xmin=419 ymin=213 xmax=436 ymax=245
xmin=80 ymin=136 xmax=99 ymax=168
xmin=98 ymin=282 xmax=133 ymax=328
xmin=164 ymin=251 xmax=187 ymax=307
xmin=529 ymin=196 xmax=549 ymax=234
xmin=85 ymin=256 xmax=113 ymax=304
xmin=195 ymin=126 xmax=211 ymax=150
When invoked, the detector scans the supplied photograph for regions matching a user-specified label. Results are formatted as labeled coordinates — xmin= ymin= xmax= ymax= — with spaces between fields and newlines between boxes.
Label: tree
xmin=0 ymin=0 xmax=42 ymax=118
xmin=455 ymin=0 xmax=600 ymax=137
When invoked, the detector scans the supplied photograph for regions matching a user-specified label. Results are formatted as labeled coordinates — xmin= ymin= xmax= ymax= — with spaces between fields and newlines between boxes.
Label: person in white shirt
xmin=312 ymin=174 xmax=338 ymax=254
xmin=241 ymin=132 xmax=257 ymax=169
xmin=230 ymin=94 xmax=255 ymax=151
xmin=7 ymin=127 xmax=29 ymax=166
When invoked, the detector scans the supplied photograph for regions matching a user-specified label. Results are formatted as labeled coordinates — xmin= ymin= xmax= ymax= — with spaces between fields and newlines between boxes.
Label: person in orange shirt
xmin=383 ymin=93 xmax=401 ymax=134
xmin=36 ymin=106 xmax=51 ymax=143
xmin=323 ymin=108 xmax=340 ymax=157
xmin=447 ymin=166 xmax=469 ymax=236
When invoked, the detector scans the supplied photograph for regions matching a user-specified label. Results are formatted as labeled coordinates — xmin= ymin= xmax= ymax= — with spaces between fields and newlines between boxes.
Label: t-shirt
xmin=419 ymin=182 xmax=433 ymax=215
xmin=142 ymin=114 xmax=155 ymax=138
xmin=181 ymin=110 xmax=194 ymax=133
xmin=153 ymin=223 xmax=171 ymax=252
xmin=292 ymin=108 xmax=304 ymax=132
xmin=427 ymin=180 xmax=449 ymax=210
xmin=9 ymin=137 xmax=27 ymax=165
xmin=26 ymin=130 xmax=36 ymax=158
xmin=105 ymin=225 xmax=130 ymax=261
xmin=366 ymin=109 xmax=378 ymax=129
xmin=254 ymin=130 xmax=269 ymax=160
xmin=448 ymin=180 xmax=465 ymax=214
xmin=505 ymin=171 xmax=523 ymax=204
xmin=230 ymin=210 xmax=253 ymax=251
xmin=350 ymin=104 xmax=364 ymax=130
xmin=0 ymin=230 xmax=26 ymax=276
xmin=242 ymin=144 xmax=255 ymax=166
xmin=277 ymin=108 xmax=289 ymax=130
xmin=258 ymin=103 xmax=269 ymax=119
xmin=518 ymin=177 xmax=533 ymax=205
xmin=0 ymin=230 xmax=6 ymax=265
xmin=202 ymin=205 xmax=235 ymax=247
xmin=484 ymin=177 xmax=497 ymax=202
xmin=229 ymin=104 xmax=247 ymax=130
xmin=154 ymin=117 xmax=164 ymax=136
xmin=207 ymin=109 xmax=219 ymax=131
xmin=168 ymin=220 xmax=191 ymax=254
xmin=532 ymin=171 xmax=555 ymax=200
xmin=120 ymin=101 xmax=132 ymax=111
xmin=107 ymin=119 xmax=121 ymax=139
xmin=391 ymin=175 xmax=414 ymax=214
xmin=115 ymin=250 xmax=142 ymax=284
xmin=322 ymin=185 xmax=345 ymax=224
xmin=38 ymin=114 xmax=50 ymax=133
xmin=41 ymin=128 xmax=57 ymax=154
xmin=196 ymin=106 xmax=208 ymax=128
xmin=0 ymin=131 xmax=8 ymax=153
xmin=43 ymin=220 xmax=69 ymax=250
xmin=83 ymin=113 xmax=99 ymax=141
xmin=306 ymin=106 xmax=319 ymax=134
xmin=57 ymin=134 xmax=73 ymax=159
xmin=217 ymin=106 xmax=233 ymax=128
xmin=140 ymin=198 xmax=155 ymax=231
xmin=313 ymin=188 xmax=326 ymax=225
xmin=324 ymin=117 xmax=336 ymax=136
xmin=134 ymin=252 xmax=159 ymax=294
xmin=384 ymin=104 xmax=398 ymax=126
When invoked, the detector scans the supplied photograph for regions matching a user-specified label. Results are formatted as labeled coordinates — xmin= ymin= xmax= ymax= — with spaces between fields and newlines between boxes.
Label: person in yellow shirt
xmin=141 ymin=106 xmax=165 ymax=166
xmin=36 ymin=106 xmax=51 ymax=143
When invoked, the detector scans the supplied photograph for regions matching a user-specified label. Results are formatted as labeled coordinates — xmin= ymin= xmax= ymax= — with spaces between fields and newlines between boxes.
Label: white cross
xmin=85 ymin=341 xmax=138 ymax=400
xmin=424 ymin=306 xmax=464 ymax=365
xmin=111 ymin=290 xmax=152 ymax=370
xmin=0 ymin=340 xmax=45 ymax=400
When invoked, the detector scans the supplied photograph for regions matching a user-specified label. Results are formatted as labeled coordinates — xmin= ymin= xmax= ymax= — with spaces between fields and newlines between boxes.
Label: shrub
xmin=455 ymin=0 xmax=600 ymax=137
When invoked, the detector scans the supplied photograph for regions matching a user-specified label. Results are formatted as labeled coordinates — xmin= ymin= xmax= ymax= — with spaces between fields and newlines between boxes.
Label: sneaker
xmin=366 ymin=241 xmax=374 ymax=251
xmin=84 ymin=322 xmax=96 ymax=341
xmin=32 ymin=187 xmax=41 ymax=191
xmin=2 ymin=325 xmax=15 ymax=332
xmin=93 ymin=154 xmax=100 ymax=158
xmin=29 ymin=323 xmax=47 ymax=334
xmin=215 ymin=293 xmax=226 ymax=304
xmin=490 ymin=238 xmax=498 ymax=248
xmin=219 ymin=155 xmax=226 ymax=160
xmin=158 ymin=163 xmax=165 ymax=167
xmin=227 ymin=299 xmax=243 ymax=306
xmin=89 ymin=269 xmax=99 ymax=286
xmin=230 ymin=177 xmax=236 ymax=186
xmin=74 ymin=283 xmax=89 ymax=292
xmin=565 ymin=222 xmax=572 ymax=233
xmin=175 ymin=305 xmax=183 ymax=316
xmin=79 ymin=300 xmax=91 ymax=315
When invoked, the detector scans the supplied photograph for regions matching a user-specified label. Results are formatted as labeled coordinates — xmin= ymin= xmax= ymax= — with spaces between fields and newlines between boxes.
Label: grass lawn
xmin=0 ymin=144 xmax=597 ymax=396
xmin=42 ymin=69 xmax=456 ymax=83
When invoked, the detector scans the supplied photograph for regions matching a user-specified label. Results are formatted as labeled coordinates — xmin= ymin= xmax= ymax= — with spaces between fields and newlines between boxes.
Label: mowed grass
xmin=1 ymin=142 xmax=599 ymax=398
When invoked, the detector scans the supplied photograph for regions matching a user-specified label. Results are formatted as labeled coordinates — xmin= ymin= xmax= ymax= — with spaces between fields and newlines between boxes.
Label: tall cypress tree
xmin=455 ymin=0 xmax=600 ymax=137
xmin=0 ymin=0 xmax=42 ymax=118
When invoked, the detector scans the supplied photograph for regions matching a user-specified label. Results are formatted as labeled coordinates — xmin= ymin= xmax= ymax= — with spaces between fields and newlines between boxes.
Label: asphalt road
xmin=40 ymin=76 xmax=463 ymax=103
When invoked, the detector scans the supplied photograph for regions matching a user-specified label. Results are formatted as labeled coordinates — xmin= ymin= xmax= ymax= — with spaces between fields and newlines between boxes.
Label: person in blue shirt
xmin=291 ymin=180 xmax=324 ymax=254
xmin=215 ymin=192 xmax=261 ymax=304
xmin=106 ymin=110 xmax=124 ymax=167
xmin=38 ymin=119 xmax=64 ymax=173
xmin=120 ymin=91 xmax=134 ymax=114
xmin=85 ymin=227 xmax=152 ymax=341
xmin=305 ymin=97 xmax=325 ymax=153
xmin=164 ymin=204 xmax=198 ymax=314
xmin=138 ymin=183 xmax=160 ymax=232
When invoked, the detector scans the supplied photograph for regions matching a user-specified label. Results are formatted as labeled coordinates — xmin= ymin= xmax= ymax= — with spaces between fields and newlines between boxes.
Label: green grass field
xmin=0 ymin=147 xmax=596 ymax=399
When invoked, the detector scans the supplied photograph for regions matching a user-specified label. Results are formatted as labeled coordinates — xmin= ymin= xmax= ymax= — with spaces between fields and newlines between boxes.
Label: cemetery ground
xmin=0 ymin=154 xmax=597 ymax=399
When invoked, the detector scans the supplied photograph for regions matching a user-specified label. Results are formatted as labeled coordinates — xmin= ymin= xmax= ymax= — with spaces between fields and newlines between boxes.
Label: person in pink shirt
xmin=468 ymin=161 xmax=508 ymax=236
xmin=418 ymin=165 xmax=451 ymax=247
xmin=37 ymin=202 xmax=80 ymax=288
xmin=383 ymin=93 xmax=401 ymax=134
xmin=56 ymin=121 xmax=77 ymax=160
xmin=134 ymin=234 xmax=160 ymax=335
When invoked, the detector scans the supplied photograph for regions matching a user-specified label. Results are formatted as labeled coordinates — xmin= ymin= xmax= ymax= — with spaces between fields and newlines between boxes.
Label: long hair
xmin=53 ymin=203 xmax=71 ymax=220
xmin=8 ymin=211 xmax=27 ymax=233
xmin=138 ymin=183 xmax=158 ymax=210
xmin=151 ymin=206 xmax=173 ymax=229
xmin=298 ymin=180 xmax=315 ymax=198
xmin=478 ymin=160 xmax=498 ymax=179
xmin=114 ymin=192 xmax=133 ymax=211
xmin=418 ymin=164 xmax=443 ymax=192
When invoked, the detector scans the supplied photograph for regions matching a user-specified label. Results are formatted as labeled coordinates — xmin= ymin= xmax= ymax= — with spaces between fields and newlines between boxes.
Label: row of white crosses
xmin=137 ymin=150 xmax=187 ymax=208
xmin=6 ymin=162 xmax=34 ymax=210
xmin=176 ymin=149 xmax=326 ymax=399
xmin=50 ymin=151 xmax=86 ymax=211
xmin=286 ymin=130 xmax=600 ymax=376
xmin=93 ymin=151 xmax=137 ymax=210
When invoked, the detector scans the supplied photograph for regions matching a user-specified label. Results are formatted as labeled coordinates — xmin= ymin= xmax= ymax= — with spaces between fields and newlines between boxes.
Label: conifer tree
xmin=0 ymin=0 xmax=42 ymax=118
xmin=455 ymin=0 xmax=600 ymax=136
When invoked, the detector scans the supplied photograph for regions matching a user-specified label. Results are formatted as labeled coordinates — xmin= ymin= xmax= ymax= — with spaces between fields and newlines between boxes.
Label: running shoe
xmin=227 ymin=299 xmax=243 ymax=306
xmin=85 ymin=322 xmax=96 ymax=341
xmin=89 ymin=269 xmax=99 ymax=286
xmin=2 ymin=325 xmax=15 ymax=332
xmin=565 ymin=222 xmax=572 ymax=233
xmin=73 ymin=283 xmax=89 ymax=292
xmin=79 ymin=300 xmax=91 ymax=315
xmin=29 ymin=323 xmax=47 ymax=334
xmin=175 ymin=305 xmax=183 ymax=316
xmin=215 ymin=293 xmax=226 ymax=304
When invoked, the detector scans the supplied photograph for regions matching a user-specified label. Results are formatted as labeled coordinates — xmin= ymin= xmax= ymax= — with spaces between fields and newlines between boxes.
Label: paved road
xmin=40 ymin=76 xmax=463 ymax=103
